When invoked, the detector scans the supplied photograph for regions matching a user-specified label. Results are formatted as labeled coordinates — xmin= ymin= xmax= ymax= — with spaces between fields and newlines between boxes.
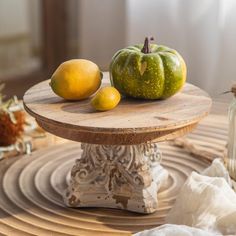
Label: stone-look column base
xmin=64 ymin=143 xmax=169 ymax=214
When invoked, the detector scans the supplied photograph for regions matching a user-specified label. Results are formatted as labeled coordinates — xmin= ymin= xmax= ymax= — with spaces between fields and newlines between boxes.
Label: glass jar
xmin=227 ymin=85 xmax=236 ymax=180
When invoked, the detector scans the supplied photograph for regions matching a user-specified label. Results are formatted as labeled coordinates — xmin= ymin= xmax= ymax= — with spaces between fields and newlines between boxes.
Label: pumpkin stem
xmin=141 ymin=37 xmax=154 ymax=54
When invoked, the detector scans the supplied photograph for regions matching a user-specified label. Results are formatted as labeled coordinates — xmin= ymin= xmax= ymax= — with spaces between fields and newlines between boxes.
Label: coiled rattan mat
xmin=0 ymin=103 xmax=228 ymax=236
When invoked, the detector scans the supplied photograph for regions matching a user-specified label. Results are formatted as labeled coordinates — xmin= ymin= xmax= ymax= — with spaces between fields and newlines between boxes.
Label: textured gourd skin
xmin=110 ymin=44 xmax=187 ymax=99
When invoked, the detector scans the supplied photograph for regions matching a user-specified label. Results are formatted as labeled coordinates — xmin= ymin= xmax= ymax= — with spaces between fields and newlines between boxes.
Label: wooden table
xmin=0 ymin=102 xmax=227 ymax=235
xmin=23 ymin=73 xmax=211 ymax=214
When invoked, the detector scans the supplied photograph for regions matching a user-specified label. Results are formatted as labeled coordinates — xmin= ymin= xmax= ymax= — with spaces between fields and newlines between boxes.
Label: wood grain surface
xmin=23 ymin=73 xmax=212 ymax=145
xmin=0 ymin=108 xmax=227 ymax=235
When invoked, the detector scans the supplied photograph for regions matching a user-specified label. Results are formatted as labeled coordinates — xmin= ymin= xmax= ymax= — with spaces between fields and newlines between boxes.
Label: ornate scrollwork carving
xmin=64 ymin=142 xmax=168 ymax=213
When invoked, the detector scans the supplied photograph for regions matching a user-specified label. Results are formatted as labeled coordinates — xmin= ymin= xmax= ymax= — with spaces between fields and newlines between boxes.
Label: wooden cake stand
xmin=23 ymin=73 xmax=212 ymax=214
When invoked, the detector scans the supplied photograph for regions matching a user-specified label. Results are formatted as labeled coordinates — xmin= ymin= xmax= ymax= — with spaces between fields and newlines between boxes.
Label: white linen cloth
xmin=134 ymin=224 xmax=218 ymax=236
xmin=134 ymin=159 xmax=236 ymax=235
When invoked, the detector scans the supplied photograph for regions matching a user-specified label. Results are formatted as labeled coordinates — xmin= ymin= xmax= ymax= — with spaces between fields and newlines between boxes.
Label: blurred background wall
xmin=1 ymin=0 xmax=236 ymax=99
xmin=0 ymin=0 xmax=41 ymax=77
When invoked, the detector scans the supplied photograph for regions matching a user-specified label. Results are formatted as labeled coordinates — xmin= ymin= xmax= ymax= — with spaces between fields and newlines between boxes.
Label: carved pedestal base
xmin=64 ymin=143 xmax=169 ymax=213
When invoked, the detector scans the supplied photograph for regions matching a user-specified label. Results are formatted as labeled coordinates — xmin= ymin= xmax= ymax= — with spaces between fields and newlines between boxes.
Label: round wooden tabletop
xmin=23 ymin=73 xmax=212 ymax=145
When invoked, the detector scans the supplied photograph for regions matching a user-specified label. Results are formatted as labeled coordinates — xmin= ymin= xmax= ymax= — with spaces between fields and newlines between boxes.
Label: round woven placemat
xmin=0 ymin=112 xmax=227 ymax=236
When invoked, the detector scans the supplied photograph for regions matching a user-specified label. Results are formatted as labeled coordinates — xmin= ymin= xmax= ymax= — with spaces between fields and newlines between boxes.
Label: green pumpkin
xmin=109 ymin=37 xmax=187 ymax=99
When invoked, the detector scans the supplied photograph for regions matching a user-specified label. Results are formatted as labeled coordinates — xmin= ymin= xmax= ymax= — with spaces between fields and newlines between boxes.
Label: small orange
xmin=91 ymin=87 xmax=121 ymax=111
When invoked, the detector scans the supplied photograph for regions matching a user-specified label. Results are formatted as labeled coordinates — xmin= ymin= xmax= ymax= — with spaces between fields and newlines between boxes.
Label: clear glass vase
xmin=227 ymin=94 xmax=236 ymax=180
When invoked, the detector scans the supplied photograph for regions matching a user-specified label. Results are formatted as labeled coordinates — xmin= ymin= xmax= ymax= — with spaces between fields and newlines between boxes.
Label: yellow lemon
xmin=91 ymin=87 xmax=121 ymax=111
xmin=50 ymin=59 xmax=102 ymax=100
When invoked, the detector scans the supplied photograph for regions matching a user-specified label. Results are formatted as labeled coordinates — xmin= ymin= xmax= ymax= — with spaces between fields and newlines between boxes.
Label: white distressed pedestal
xmin=64 ymin=143 xmax=168 ymax=213
xmin=23 ymin=72 xmax=212 ymax=214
